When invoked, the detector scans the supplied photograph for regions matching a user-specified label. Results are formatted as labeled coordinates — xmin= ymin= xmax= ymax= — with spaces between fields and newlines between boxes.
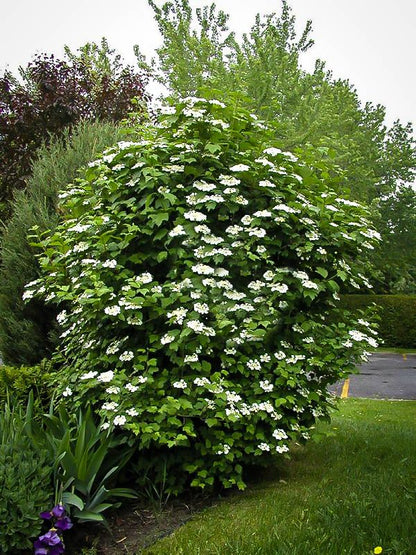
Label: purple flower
xmin=51 ymin=505 xmax=66 ymax=519
xmin=38 ymin=530 xmax=62 ymax=546
xmin=55 ymin=515 xmax=73 ymax=531
xmin=33 ymin=540 xmax=49 ymax=555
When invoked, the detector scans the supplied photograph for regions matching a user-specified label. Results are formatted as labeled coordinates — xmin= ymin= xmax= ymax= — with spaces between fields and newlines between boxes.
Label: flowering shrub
xmin=28 ymin=95 xmax=379 ymax=490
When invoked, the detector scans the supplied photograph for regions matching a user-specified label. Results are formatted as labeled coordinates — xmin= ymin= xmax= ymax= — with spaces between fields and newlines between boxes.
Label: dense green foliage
xmin=0 ymin=398 xmax=52 ymax=553
xmin=137 ymin=0 xmax=416 ymax=292
xmin=27 ymin=96 xmax=378 ymax=492
xmin=0 ymin=120 xmax=124 ymax=365
xmin=0 ymin=360 xmax=52 ymax=406
xmin=0 ymin=38 xmax=149 ymax=222
xmin=341 ymin=294 xmax=416 ymax=348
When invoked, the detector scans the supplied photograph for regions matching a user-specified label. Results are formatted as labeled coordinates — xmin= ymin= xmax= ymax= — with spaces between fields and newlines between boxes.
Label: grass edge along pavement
xmin=144 ymin=398 xmax=416 ymax=555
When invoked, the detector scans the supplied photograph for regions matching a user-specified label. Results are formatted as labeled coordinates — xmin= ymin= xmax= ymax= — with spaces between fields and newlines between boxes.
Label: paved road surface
xmin=331 ymin=353 xmax=416 ymax=400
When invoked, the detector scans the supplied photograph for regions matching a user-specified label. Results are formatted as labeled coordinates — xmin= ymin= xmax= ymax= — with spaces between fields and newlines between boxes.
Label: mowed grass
xmin=145 ymin=399 xmax=416 ymax=555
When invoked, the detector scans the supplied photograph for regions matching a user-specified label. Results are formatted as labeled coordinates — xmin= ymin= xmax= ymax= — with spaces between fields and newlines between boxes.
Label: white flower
xmin=187 ymin=320 xmax=205 ymax=333
xmin=248 ymin=280 xmax=264 ymax=291
xmin=230 ymin=164 xmax=250 ymax=172
xmin=113 ymin=415 xmax=127 ymax=426
xmin=185 ymin=354 xmax=199 ymax=363
xmin=274 ymin=351 xmax=286 ymax=360
xmin=264 ymin=147 xmax=282 ymax=156
xmin=104 ymin=305 xmax=121 ymax=316
xmin=219 ymin=175 xmax=240 ymax=186
xmin=136 ymin=272 xmax=153 ymax=284
xmin=173 ymin=379 xmax=187 ymax=389
xmin=161 ymin=333 xmax=175 ymax=345
xmin=270 ymin=283 xmax=289 ymax=294
xmin=106 ymin=386 xmax=120 ymax=394
xmin=169 ymin=225 xmax=186 ymax=237
xmin=22 ymin=290 xmax=35 ymax=301
xmin=255 ymin=157 xmax=275 ymax=167
xmin=167 ymin=307 xmax=188 ymax=325
xmin=194 ymin=377 xmax=210 ymax=386
xmin=80 ymin=371 xmax=98 ymax=380
xmin=192 ymin=264 xmax=215 ymax=275
xmin=184 ymin=210 xmax=207 ymax=222
xmin=273 ymin=429 xmax=288 ymax=440
xmin=259 ymin=380 xmax=274 ymax=392
xmin=215 ymin=268 xmax=229 ymax=277
xmin=160 ymin=105 xmax=176 ymax=115
xmin=247 ymin=359 xmax=261 ymax=371
xmin=216 ymin=444 xmax=231 ymax=455
xmin=249 ymin=227 xmax=266 ymax=238
xmin=102 ymin=401 xmax=118 ymax=411
xmin=254 ymin=210 xmax=272 ymax=218
xmin=226 ymin=391 xmax=242 ymax=403
xmin=193 ymin=180 xmax=216 ymax=191
xmin=259 ymin=180 xmax=276 ymax=188
xmin=258 ymin=443 xmax=270 ymax=452
xmin=98 ymin=371 xmax=114 ymax=383
xmin=101 ymin=422 xmax=110 ymax=430
xmin=241 ymin=215 xmax=253 ymax=226
xmin=102 ymin=259 xmax=117 ymax=268
xmin=119 ymin=351 xmax=134 ymax=362
xmin=62 ymin=387 xmax=72 ymax=397
xmin=302 ymin=280 xmax=319 ymax=290
xmin=126 ymin=408 xmax=139 ymax=417
xmin=225 ymin=225 xmax=243 ymax=235
xmin=276 ymin=445 xmax=290 ymax=454
xmin=194 ymin=303 xmax=209 ymax=314
xmin=125 ymin=383 xmax=139 ymax=392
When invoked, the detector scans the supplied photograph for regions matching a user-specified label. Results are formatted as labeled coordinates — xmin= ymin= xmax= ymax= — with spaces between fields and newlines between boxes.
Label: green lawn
xmin=145 ymin=399 xmax=416 ymax=555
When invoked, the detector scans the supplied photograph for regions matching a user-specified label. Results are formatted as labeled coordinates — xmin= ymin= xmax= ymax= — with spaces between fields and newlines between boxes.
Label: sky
xmin=1 ymin=0 xmax=415 ymax=128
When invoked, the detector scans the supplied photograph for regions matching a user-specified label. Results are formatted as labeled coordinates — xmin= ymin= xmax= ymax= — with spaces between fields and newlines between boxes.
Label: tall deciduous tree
xmin=137 ymin=0 xmax=416 ymax=290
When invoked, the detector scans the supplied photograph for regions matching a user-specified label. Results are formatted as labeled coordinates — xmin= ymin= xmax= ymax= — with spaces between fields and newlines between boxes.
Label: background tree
xmin=0 ymin=38 xmax=149 ymax=222
xmin=137 ymin=0 xmax=416 ymax=292
xmin=0 ymin=120 xmax=124 ymax=365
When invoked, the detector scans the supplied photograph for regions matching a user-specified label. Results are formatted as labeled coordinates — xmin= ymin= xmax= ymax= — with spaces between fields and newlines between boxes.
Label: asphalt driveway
xmin=331 ymin=352 xmax=416 ymax=400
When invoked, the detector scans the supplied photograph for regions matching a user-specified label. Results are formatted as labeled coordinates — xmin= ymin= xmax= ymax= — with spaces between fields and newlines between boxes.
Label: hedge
xmin=341 ymin=295 xmax=416 ymax=348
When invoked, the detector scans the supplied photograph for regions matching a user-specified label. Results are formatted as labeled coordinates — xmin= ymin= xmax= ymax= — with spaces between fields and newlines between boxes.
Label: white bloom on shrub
xmin=254 ymin=210 xmax=272 ymax=218
xmin=259 ymin=180 xmax=276 ymax=188
xmin=264 ymin=147 xmax=282 ymax=156
xmin=216 ymin=444 xmax=231 ymax=455
xmin=226 ymin=391 xmax=242 ymax=403
xmin=159 ymin=105 xmax=176 ymax=115
xmin=167 ymin=308 xmax=188 ymax=324
xmin=230 ymin=164 xmax=250 ymax=172
xmin=223 ymin=187 xmax=237 ymax=194
xmin=80 ymin=371 xmax=98 ymax=380
xmin=135 ymin=272 xmax=153 ymax=284
xmin=126 ymin=408 xmax=139 ymax=417
xmin=317 ymin=247 xmax=327 ymax=255
xmin=194 ymin=224 xmax=211 ymax=234
xmin=194 ymin=303 xmax=209 ymax=314
xmin=258 ymin=442 xmax=270 ymax=452
xmin=98 ymin=370 xmax=114 ymax=383
xmin=67 ymin=223 xmax=91 ymax=233
xmin=273 ymin=429 xmax=288 ymax=440
xmin=102 ymin=259 xmax=117 ymax=268
xmin=276 ymin=445 xmax=289 ymax=454
xmin=273 ymin=203 xmax=298 ymax=213
xmin=241 ymin=215 xmax=253 ymax=226
xmin=303 ymin=337 xmax=314 ymax=344
xmin=183 ymin=108 xmax=205 ymax=118
xmin=302 ymin=280 xmax=319 ymax=290
xmin=106 ymin=343 xmax=120 ymax=355
xmin=102 ymin=401 xmax=118 ymax=411
xmin=224 ymin=291 xmax=246 ymax=300
xmin=161 ymin=333 xmax=175 ymax=345
xmin=125 ymin=383 xmax=139 ymax=392
xmin=260 ymin=380 xmax=274 ymax=392
xmin=235 ymin=195 xmax=249 ymax=205
xmin=325 ymin=204 xmax=339 ymax=212
xmin=249 ymin=227 xmax=266 ymax=238
xmin=119 ymin=351 xmax=134 ymax=362
xmin=255 ymin=157 xmax=275 ymax=168
xmin=62 ymin=387 xmax=73 ymax=397
xmin=248 ymin=280 xmax=264 ymax=291
xmin=215 ymin=268 xmax=229 ymax=277
xmin=274 ymin=351 xmax=286 ymax=360
xmin=106 ymin=386 xmax=120 ymax=394
xmin=260 ymin=354 xmax=271 ymax=362
xmin=187 ymin=320 xmax=205 ymax=333
xmin=208 ymin=99 xmax=226 ymax=107
xmin=219 ymin=175 xmax=240 ymax=186
xmin=211 ymin=119 xmax=229 ymax=129
xmin=164 ymin=164 xmax=185 ymax=173
xmin=247 ymin=359 xmax=261 ymax=371
xmin=173 ymin=379 xmax=187 ymax=389
xmin=104 ymin=305 xmax=121 ymax=316
xmin=101 ymin=422 xmax=110 ymax=430
xmin=169 ymin=225 xmax=186 ymax=237
xmin=225 ymin=225 xmax=243 ymax=235
xmin=270 ymin=283 xmax=289 ymax=294
xmin=194 ymin=180 xmax=216 ymax=192
xmin=192 ymin=264 xmax=215 ymax=275
xmin=184 ymin=210 xmax=207 ymax=222
xmin=257 ymin=245 xmax=267 ymax=254
xmin=194 ymin=377 xmax=210 ymax=386
xmin=113 ymin=415 xmax=127 ymax=426
xmin=185 ymin=354 xmax=199 ymax=363
xmin=201 ymin=235 xmax=223 ymax=245
xmin=73 ymin=242 xmax=89 ymax=253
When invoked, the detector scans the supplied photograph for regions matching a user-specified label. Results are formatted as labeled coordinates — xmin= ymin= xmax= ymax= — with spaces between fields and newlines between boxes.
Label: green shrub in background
xmin=341 ymin=295 xmax=416 ymax=348
xmin=0 ymin=120 xmax=124 ymax=365
xmin=0 ymin=397 xmax=52 ymax=553
xmin=28 ymin=94 xmax=379 ymax=493
xmin=0 ymin=360 xmax=53 ymax=407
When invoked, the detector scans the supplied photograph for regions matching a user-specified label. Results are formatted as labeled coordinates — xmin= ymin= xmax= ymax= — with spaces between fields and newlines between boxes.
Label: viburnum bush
xmin=27 ymin=95 xmax=379 ymax=491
